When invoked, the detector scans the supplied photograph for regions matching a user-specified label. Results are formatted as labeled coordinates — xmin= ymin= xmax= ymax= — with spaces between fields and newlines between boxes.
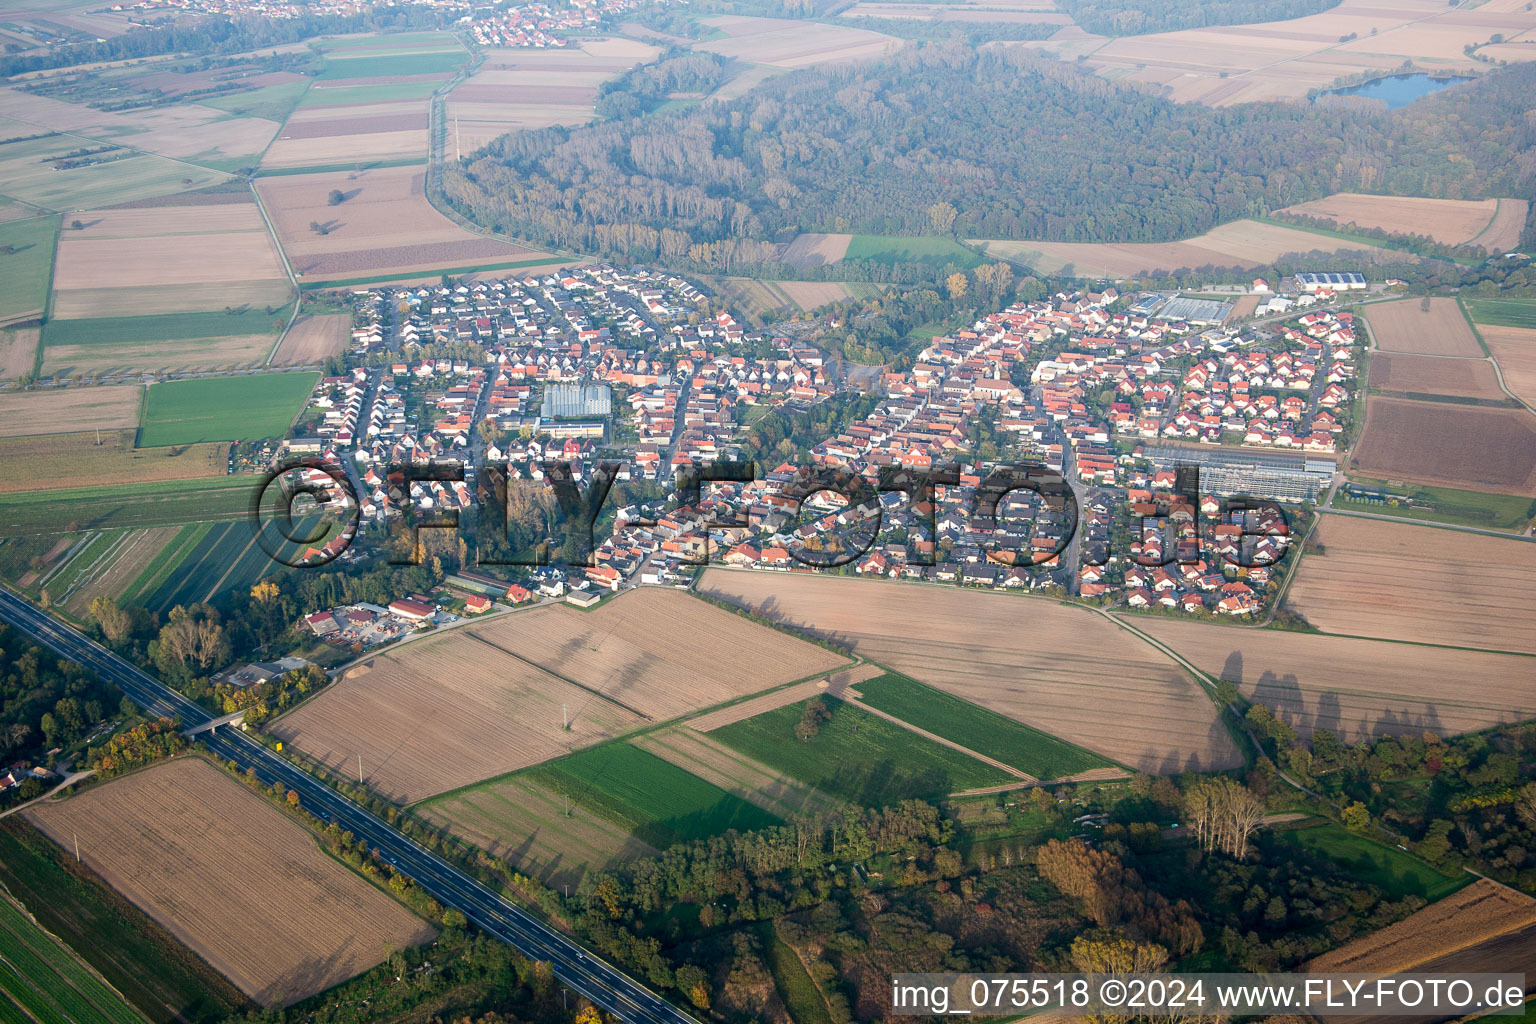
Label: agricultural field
xmin=1365 ymin=297 xmax=1482 ymax=357
xmin=137 ymin=514 xmax=333 ymax=617
xmin=49 ymin=202 xmax=291 ymax=319
xmin=1277 ymin=194 xmax=1527 ymax=250
xmin=40 ymin=309 xmax=287 ymax=376
xmin=54 ymin=525 xmax=180 ymax=615
xmin=466 ymin=587 xmax=849 ymax=722
xmin=839 ymin=0 xmax=1070 ymax=23
xmin=973 ymin=218 xmax=1395 ymax=277
xmin=0 ymin=430 xmax=226 ymax=495
xmin=1331 ymin=479 xmax=1536 ymax=532
xmin=779 ymin=232 xmax=851 ymax=270
xmin=255 ymin=165 xmax=554 ymax=281
xmin=0 ymin=215 xmax=59 ymax=325
xmin=0 ymin=889 xmax=148 ymax=1024
xmin=1029 ymin=0 xmax=1536 ymax=105
xmin=137 ymin=371 xmax=317 ymax=447
xmin=698 ymin=570 xmax=1241 ymax=773
xmin=1134 ymin=615 xmax=1536 ymax=740
xmin=1464 ymin=297 xmax=1536 ymax=330
xmin=1276 ymin=820 xmax=1467 ymax=902
xmin=0 ymin=476 xmax=253 ymax=538
xmin=1369 ymin=353 xmax=1505 ymax=402
xmin=0 ymin=327 xmax=39 ymax=379
xmin=1478 ymin=324 xmax=1536 ymax=407
xmin=26 ymin=758 xmax=436 ymax=1008
xmin=852 ymin=672 xmax=1118 ymax=780
xmin=0 ymin=385 xmax=139 ymax=437
xmin=1351 ymin=397 xmax=1536 ymax=495
xmin=704 ymin=278 xmax=882 ymax=318
xmin=523 ymin=742 xmax=783 ymax=849
xmin=712 ymin=695 xmax=1012 ymax=806
xmin=445 ymin=37 xmax=659 ymax=154
xmin=0 ymin=129 xmax=232 ymax=211
xmin=631 ymin=727 xmax=843 ymax=821
xmin=0 ymin=820 xmax=243 ymax=1024
xmin=417 ymin=775 xmax=658 ymax=890
xmin=1286 ymin=515 xmax=1536 ymax=654
xmin=271 ymin=313 xmax=349 ymax=365
xmin=1309 ymin=878 xmax=1536 ymax=973
xmin=845 ymin=234 xmax=985 ymax=270
xmin=695 ymin=16 xmax=900 ymax=69
xmin=269 ymin=629 xmax=646 ymax=803
xmin=686 ymin=663 xmax=886 ymax=731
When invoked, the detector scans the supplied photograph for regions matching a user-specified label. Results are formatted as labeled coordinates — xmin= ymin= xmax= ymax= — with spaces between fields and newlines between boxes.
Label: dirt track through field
xmin=633 ymin=728 xmax=842 ymax=819
xmin=698 ymin=570 xmax=1241 ymax=773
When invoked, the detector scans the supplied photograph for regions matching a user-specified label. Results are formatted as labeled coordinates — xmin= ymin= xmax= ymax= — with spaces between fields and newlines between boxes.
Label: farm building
xmin=1296 ymin=272 xmax=1366 ymax=292
xmin=388 ymin=598 xmax=435 ymax=621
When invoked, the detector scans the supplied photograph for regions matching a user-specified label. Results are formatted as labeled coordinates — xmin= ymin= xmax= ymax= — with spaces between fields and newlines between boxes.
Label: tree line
xmin=1056 ymin=0 xmax=1340 ymax=36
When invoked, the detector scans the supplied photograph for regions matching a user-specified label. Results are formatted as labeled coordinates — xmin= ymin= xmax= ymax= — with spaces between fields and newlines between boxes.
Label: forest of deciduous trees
xmin=443 ymin=45 xmax=1535 ymax=274
xmin=1055 ymin=0 xmax=1340 ymax=36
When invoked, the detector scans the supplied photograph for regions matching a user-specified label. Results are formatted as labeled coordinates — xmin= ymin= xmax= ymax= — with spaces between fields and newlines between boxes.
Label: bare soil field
xmin=1479 ymin=324 xmax=1536 ymax=408
xmin=696 ymin=16 xmax=900 ymax=68
xmin=0 ymin=328 xmax=39 ymax=380
xmin=445 ymin=38 xmax=658 ymax=152
xmin=261 ymin=130 xmax=426 ymax=169
xmin=974 ymin=218 xmax=1395 ymax=277
xmin=51 ymin=202 xmax=290 ymax=318
xmin=1352 ymin=397 xmax=1536 ymax=495
xmin=418 ymin=776 xmax=657 ymax=889
xmin=468 ymin=588 xmax=848 ymax=722
xmin=1286 ymin=515 xmax=1536 ymax=654
xmin=1309 ymin=879 xmax=1536 ymax=974
xmin=61 ymin=525 xmax=178 ymax=614
xmin=0 ymin=385 xmax=140 ymax=436
xmin=0 ymin=430 xmax=226 ymax=493
xmin=776 ymin=280 xmax=871 ymax=310
xmin=780 ymin=233 xmax=852 ymax=269
xmin=699 ymin=570 xmax=1241 ymax=773
xmin=1365 ymin=299 xmax=1481 ymax=357
xmin=270 ymin=629 xmax=645 ymax=803
xmin=1029 ymin=0 xmax=1535 ymax=106
xmin=255 ymin=165 xmax=550 ymax=278
xmin=1135 ymin=616 xmax=1536 ymax=740
xmin=279 ymin=111 xmax=427 ymax=138
xmin=687 ymin=663 xmax=885 ymax=731
xmin=26 ymin=757 xmax=436 ymax=1007
xmin=1370 ymin=353 xmax=1504 ymax=401
xmin=1278 ymin=194 xmax=1519 ymax=248
xmin=273 ymin=314 xmax=350 ymax=364
xmin=1475 ymin=199 xmax=1534 ymax=253
xmin=633 ymin=728 xmax=842 ymax=820
xmin=41 ymin=333 xmax=274 ymax=377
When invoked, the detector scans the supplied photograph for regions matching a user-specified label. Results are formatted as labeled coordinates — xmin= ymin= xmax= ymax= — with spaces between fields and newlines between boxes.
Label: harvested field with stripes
xmin=417 ymin=775 xmax=657 ymax=889
xmin=26 ymin=758 xmax=436 ymax=1008
xmin=56 ymin=525 xmax=180 ymax=615
xmin=1134 ymin=616 xmax=1536 ymax=741
xmin=1366 ymin=298 xmax=1481 ymax=357
xmin=0 ymin=387 xmax=140 ymax=438
xmin=269 ymin=627 xmax=646 ymax=803
xmin=1278 ymin=194 xmax=1527 ymax=250
xmin=465 ymin=587 xmax=849 ymax=722
xmin=1351 ymin=398 xmax=1536 ymax=495
xmin=1285 ymin=516 xmax=1536 ymax=654
xmin=1479 ymin=324 xmax=1536 ymax=407
xmin=698 ymin=570 xmax=1241 ymax=773
xmin=1370 ymin=353 xmax=1504 ymax=401
xmin=0 ymin=430 xmax=226 ymax=495
xmin=272 ymin=314 xmax=350 ymax=365
xmin=695 ymin=16 xmax=900 ymax=68
xmin=1308 ymin=879 xmax=1536 ymax=974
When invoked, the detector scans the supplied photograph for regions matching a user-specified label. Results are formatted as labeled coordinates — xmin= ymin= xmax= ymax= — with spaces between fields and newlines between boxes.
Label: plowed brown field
xmin=26 ymin=758 xmax=435 ymax=1007
xmin=698 ymin=570 xmax=1241 ymax=773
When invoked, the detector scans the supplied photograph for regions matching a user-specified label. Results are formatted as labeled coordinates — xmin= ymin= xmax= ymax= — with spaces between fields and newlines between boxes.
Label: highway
xmin=0 ymin=588 xmax=699 ymax=1024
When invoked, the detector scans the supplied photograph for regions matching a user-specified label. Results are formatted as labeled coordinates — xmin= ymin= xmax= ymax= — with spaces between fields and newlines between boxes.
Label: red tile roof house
xmin=464 ymin=595 xmax=492 ymax=615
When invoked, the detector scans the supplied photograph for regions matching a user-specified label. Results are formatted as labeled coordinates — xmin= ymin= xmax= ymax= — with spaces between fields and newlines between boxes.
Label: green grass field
xmin=712 ymin=697 xmax=1011 ymax=808
xmin=0 ymin=155 xmax=228 ymax=213
xmin=137 ymin=371 xmax=317 ymax=446
xmin=0 ymin=891 xmax=147 ymax=1024
xmin=0 ymin=821 xmax=240 ymax=1024
xmin=0 ymin=215 xmax=59 ymax=324
xmin=0 ymin=477 xmax=252 ymax=538
xmin=1276 ymin=820 xmax=1469 ymax=902
xmin=760 ymin=921 xmax=832 ymax=1024
xmin=843 ymin=235 xmax=984 ymax=270
xmin=138 ymin=516 xmax=313 ymax=614
xmin=1332 ymin=479 xmax=1535 ymax=532
xmin=298 ymin=81 xmax=443 ymax=107
xmin=318 ymin=31 xmax=465 ymax=53
xmin=200 ymin=81 xmax=312 ymax=122
xmin=42 ymin=310 xmax=283 ymax=350
xmin=853 ymin=673 xmax=1116 ymax=780
xmin=297 ymin=256 xmax=562 ymax=289
xmin=1463 ymin=297 xmax=1536 ymax=330
xmin=317 ymin=51 xmax=465 ymax=81
xmin=122 ymin=523 xmax=206 ymax=604
xmin=525 ymin=743 xmax=782 ymax=849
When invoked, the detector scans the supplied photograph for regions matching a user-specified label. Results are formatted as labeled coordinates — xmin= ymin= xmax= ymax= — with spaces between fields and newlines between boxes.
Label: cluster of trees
xmin=1184 ymin=776 xmax=1267 ymax=858
xmin=739 ymin=391 xmax=881 ymax=463
xmin=211 ymin=661 xmax=328 ymax=728
xmin=0 ymin=623 xmax=119 ymax=767
xmin=1037 ymin=839 xmax=1204 ymax=954
xmin=595 ymin=52 xmax=728 ymax=120
xmin=84 ymin=718 xmax=186 ymax=779
xmin=1245 ymin=705 xmax=1536 ymax=891
xmin=443 ymin=45 xmax=1535 ymax=273
xmin=1056 ymin=0 xmax=1339 ymax=36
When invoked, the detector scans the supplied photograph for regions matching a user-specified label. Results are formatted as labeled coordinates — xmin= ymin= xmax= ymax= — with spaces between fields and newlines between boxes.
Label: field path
xmin=840 ymin=697 xmax=1037 ymax=784
xmin=251 ymin=182 xmax=302 ymax=365
xmin=685 ymin=662 xmax=884 ymax=732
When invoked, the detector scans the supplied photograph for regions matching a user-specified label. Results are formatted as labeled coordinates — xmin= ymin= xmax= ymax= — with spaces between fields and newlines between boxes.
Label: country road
xmin=0 ymin=587 xmax=701 ymax=1024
